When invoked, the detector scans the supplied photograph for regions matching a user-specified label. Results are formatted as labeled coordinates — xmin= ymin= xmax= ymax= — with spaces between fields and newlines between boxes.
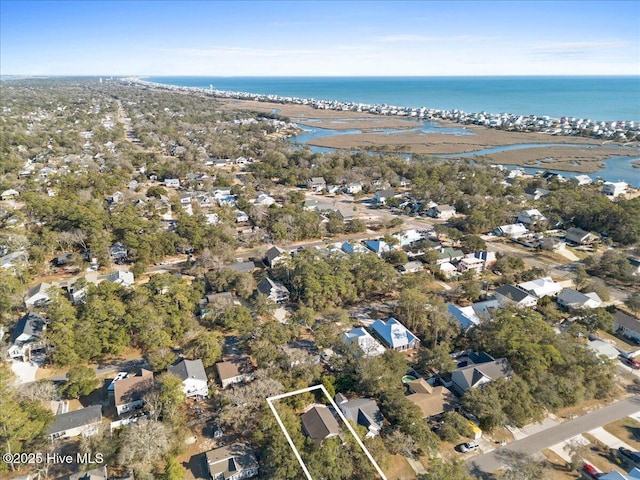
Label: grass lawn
xmin=603 ymin=417 xmax=640 ymax=451
xmin=580 ymin=435 xmax=628 ymax=476
xmin=385 ymin=454 xmax=416 ymax=480
xmin=597 ymin=329 xmax=638 ymax=354
xmin=541 ymin=449 xmax=580 ymax=480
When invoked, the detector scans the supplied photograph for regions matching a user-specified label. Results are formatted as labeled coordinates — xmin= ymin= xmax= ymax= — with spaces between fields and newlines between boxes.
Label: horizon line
xmin=2 ymin=74 xmax=639 ymax=79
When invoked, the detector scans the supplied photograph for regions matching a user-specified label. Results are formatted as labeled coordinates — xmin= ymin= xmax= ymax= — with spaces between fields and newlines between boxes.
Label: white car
xmin=458 ymin=441 xmax=479 ymax=453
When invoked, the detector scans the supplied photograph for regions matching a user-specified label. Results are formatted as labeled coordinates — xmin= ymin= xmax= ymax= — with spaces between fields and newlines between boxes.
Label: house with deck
xmin=168 ymin=358 xmax=209 ymax=399
xmin=370 ymin=318 xmax=419 ymax=351
xmin=342 ymin=327 xmax=386 ymax=357
xmin=334 ymin=393 xmax=383 ymax=438
xmin=205 ymin=443 xmax=259 ymax=480
xmin=47 ymin=405 xmax=102 ymax=441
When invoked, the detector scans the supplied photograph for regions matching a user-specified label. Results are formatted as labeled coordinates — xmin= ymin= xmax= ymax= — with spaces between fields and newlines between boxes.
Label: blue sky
xmin=1 ymin=0 xmax=638 ymax=76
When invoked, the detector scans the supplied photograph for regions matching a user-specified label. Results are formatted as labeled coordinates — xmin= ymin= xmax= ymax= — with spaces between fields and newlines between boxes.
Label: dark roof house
xmin=334 ymin=393 xmax=383 ymax=438
xmin=301 ymin=405 xmax=341 ymax=443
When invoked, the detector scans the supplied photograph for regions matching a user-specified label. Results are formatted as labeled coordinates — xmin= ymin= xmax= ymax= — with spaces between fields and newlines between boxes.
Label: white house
xmin=235 ymin=210 xmax=249 ymax=223
xmin=457 ymin=254 xmax=485 ymax=274
xmin=373 ymin=190 xmax=398 ymax=205
xmin=370 ymin=318 xmax=419 ymax=351
xmin=557 ymin=289 xmax=602 ymax=310
xmin=168 ymin=358 xmax=209 ymax=399
xmin=307 ymin=177 xmax=326 ymax=193
xmin=1 ymin=189 xmax=19 ymax=200
xmin=106 ymin=270 xmax=134 ymax=287
xmin=571 ymin=175 xmax=593 ymax=186
xmin=494 ymin=223 xmax=529 ymax=239
xmin=494 ymin=284 xmax=538 ymax=308
xmin=602 ymin=181 xmax=628 ymax=198
xmin=205 ymin=443 xmax=259 ymax=480
xmin=164 ymin=178 xmax=180 ymax=188
xmin=427 ymin=204 xmax=456 ymax=220
xmin=516 ymin=209 xmax=547 ymax=226
xmin=517 ymin=277 xmax=563 ymax=298
xmin=344 ymin=183 xmax=363 ymax=194
xmin=342 ymin=327 xmax=386 ymax=357
xmin=24 ymin=282 xmax=56 ymax=308
xmin=256 ymin=277 xmax=289 ymax=303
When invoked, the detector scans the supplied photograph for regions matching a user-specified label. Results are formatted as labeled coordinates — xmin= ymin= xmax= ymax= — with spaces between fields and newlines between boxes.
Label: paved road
xmin=466 ymin=395 xmax=640 ymax=477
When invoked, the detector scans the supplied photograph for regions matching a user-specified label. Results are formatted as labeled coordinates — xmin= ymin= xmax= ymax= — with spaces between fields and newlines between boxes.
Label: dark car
xmin=618 ymin=447 xmax=640 ymax=467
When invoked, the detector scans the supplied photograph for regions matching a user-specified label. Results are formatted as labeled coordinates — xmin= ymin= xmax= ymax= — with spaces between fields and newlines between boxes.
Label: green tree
xmin=62 ymin=366 xmax=98 ymax=399
xmin=183 ymin=331 xmax=223 ymax=368
xmin=418 ymin=458 xmax=472 ymax=480
xmin=157 ymin=372 xmax=187 ymax=423
xmin=626 ymin=293 xmax=640 ymax=315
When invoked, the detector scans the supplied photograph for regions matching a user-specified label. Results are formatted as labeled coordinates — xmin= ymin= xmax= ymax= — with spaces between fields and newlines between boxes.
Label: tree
xmin=252 ymin=293 xmax=277 ymax=319
xmin=183 ymin=331 xmax=222 ymax=368
xmin=460 ymin=235 xmax=486 ymax=254
xmin=418 ymin=458 xmax=472 ymax=480
xmin=626 ymin=293 xmax=640 ymax=315
xmin=157 ymin=373 xmax=186 ymax=423
xmin=117 ymin=420 xmax=172 ymax=474
xmin=62 ymin=366 xmax=98 ymax=399
xmin=499 ymin=451 xmax=550 ymax=480
xmin=0 ymin=363 xmax=54 ymax=473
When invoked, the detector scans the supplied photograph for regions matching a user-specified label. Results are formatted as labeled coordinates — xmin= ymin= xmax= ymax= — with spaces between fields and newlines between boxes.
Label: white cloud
xmin=530 ymin=40 xmax=629 ymax=55
xmin=157 ymin=46 xmax=320 ymax=58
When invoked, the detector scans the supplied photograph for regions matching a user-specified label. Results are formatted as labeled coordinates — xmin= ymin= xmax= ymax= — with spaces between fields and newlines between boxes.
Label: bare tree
xmin=117 ymin=420 xmax=171 ymax=472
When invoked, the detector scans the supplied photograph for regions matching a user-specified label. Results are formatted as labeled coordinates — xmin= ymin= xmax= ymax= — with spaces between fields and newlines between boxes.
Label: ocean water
xmin=147 ymin=76 xmax=640 ymax=123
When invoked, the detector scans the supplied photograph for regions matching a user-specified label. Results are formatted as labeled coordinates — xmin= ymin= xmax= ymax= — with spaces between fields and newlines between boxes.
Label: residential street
xmin=466 ymin=395 xmax=640 ymax=477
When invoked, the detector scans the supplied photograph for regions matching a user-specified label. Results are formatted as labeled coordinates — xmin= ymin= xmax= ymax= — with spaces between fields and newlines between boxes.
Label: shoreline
xmin=126 ymin=78 xmax=640 ymax=175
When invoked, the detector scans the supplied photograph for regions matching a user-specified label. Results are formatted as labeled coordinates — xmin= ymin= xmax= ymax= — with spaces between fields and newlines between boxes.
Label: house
xmin=436 ymin=247 xmax=464 ymax=265
xmin=344 ymin=182 xmax=363 ymax=194
xmin=447 ymin=299 xmax=500 ymax=331
xmin=614 ymin=310 xmax=640 ymax=344
xmin=340 ymin=241 xmax=369 ymax=255
xmin=235 ymin=211 xmax=249 ymax=223
xmin=334 ymin=393 xmax=383 ymax=438
xmin=457 ymin=255 xmax=485 ymax=274
xmin=399 ymin=261 xmax=423 ymax=274
xmin=517 ymin=277 xmax=563 ymax=298
xmin=474 ymin=251 xmax=497 ymax=270
xmin=565 ymin=227 xmax=598 ymax=245
xmin=54 ymin=252 xmax=74 ymax=267
xmin=168 ymin=358 xmax=209 ymax=399
xmin=0 ymin=250 xmax=28 ymax=270
xmin=587 ymin=340 xmax=620 ymax=360
xmin=439 ymin=261 xmax=458 ymax=278
xmin=301 ymin=405 xmax=341 ymax=443
xmin=201 ymin=292 xmax=239 ymax=315
xmin=557 ymin=289 xmax=602 ymax=310
xmin=307 ymin=177 xmax=326 ymax=193
xmin=113 ymin=369 xmax=154 ymax=416
xmin=24 ymin=282 xmax=56 ymax=308
xmin=364 ymin=239 xmax=392 ymax=255
xmin=393 ymin=229 xmax=423 ymax=247
xmin=371 ymin=318 xmax=419 ymax=351
xmin=336 ymin=206 xmax=357 ymax=221
xmin=223 ymin=261 xmax=256 ymax=274
xmin=256 ymin=277 xmax=289 ymax=304
xmin=524 ymin=186 xmax=550 ymax=200
xmin=427 ymin=204 xmax=456 ymax=220
xmin=406 ymin=378 xmax=458 ymax=419
xmin=110 ymin=242 xmax=128 ymax=261
xmin=602 ymin=181 xmax=628 ymax=198
xmin=254 ymin=193 xmax=275 ymax=206
xmin=373 ymin=190 xmax=398 ymax=205
xmin=215 ymin=356 xmax=252 ymax=389
xmin=106 ymin=270 xmax=135 ymax=287
xmin=164 ymin=178 xmax=180 ymax=188
xmin=0 ymin=189 xmax=19 ymax=200
xmin=264 ymin=246 xmax=287 ymax=268
xmin=493 ymin=223 xmax=529 ymax=239
xmin=516 ymin=209 xmax=547 ymax=226
xmin=451 ymin=357 xmax=513 ymax=395
xmin=494 ymin=284 xmax=538 ymax=308
xmin=538 ymin=237 xmax=566 ymax=252
xmin=629 ymin=257 xmax=640 ymax=277
xmin=179 ymin=194 xmax=192 ymax=206
xmin=68 ymin=466 xmax=108 ymax=480
xmin=235 ymin=156 xmax=249 ymax=165
xmin=8 ymin=312 xmax=47 ymax=361
xmin=342 ymin=327 xmax=386 ymax=357
xmin=205 ymin=443 xmax=259 ymax=480
xmin=599 ymin=468 xmax=640 ymax=480
xmin=571 ymin=174 xmax=593 ymax=186
xmin=109 ymin=191 xmax=124 ymax=205
xmin=281 ymin=339 xmax=321 ymax=367
xmin=169 ymin=146 xmax=186 ymax=156
xmin=47 ymin=405 xmax=102 ymax=440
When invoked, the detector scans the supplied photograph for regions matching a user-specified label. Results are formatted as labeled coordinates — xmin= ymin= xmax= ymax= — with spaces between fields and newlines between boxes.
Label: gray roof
xmin=223 ymin=261 xmax=255 ymax=273
xmin=168 ymin=358 xmax=207 ymax=383
xmin=558 ymin=288 xmax=592 ymax=306
xmin=265 ymin=246 xmax=285 ymax=263
xmin=256 ymin=277 xmax=288 ymax=296
xmin=69 ymin=467 xmax=108 ymax=480
xmin=566 ymin=227 xmax=593 ymax=244
xmin=301 ymin=406 xmax=341 ymax=440
xmin=335 ymin=396 xmax=383 ymax=431
xmin=47 ymin=405 xmax=102 ymax=435
xmin=205 ymin=443 xmax=258 ymax=479
xmin=615 ymin=310 xmax=640 ymax=334
xmin=495 ymin=284 xmax=531 ymax=303
xmin=454 ymin=358 xmax=513 ymax=389
xmin=11 ymin=312 xmax=46 ymax=343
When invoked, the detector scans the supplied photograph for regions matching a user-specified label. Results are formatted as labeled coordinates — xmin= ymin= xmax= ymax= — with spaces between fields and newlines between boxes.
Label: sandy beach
xmin=219 ymin=98 xmax=639 ymax=173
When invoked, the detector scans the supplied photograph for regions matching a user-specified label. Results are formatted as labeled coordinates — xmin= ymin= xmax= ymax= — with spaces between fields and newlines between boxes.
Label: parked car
xmin=580 ymin=463 xmax=601 ymax=478
xmin=457 ymin=441 xmax=479 ymax=453
xmin=620 ymin=355 xmax=640 ymax=369
xmin=618 ymin=447 xmax=640 ymax=467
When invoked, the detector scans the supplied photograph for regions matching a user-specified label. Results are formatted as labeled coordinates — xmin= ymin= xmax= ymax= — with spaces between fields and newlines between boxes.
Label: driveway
xmin=467 ymin=396 xmax=640 ymax=476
